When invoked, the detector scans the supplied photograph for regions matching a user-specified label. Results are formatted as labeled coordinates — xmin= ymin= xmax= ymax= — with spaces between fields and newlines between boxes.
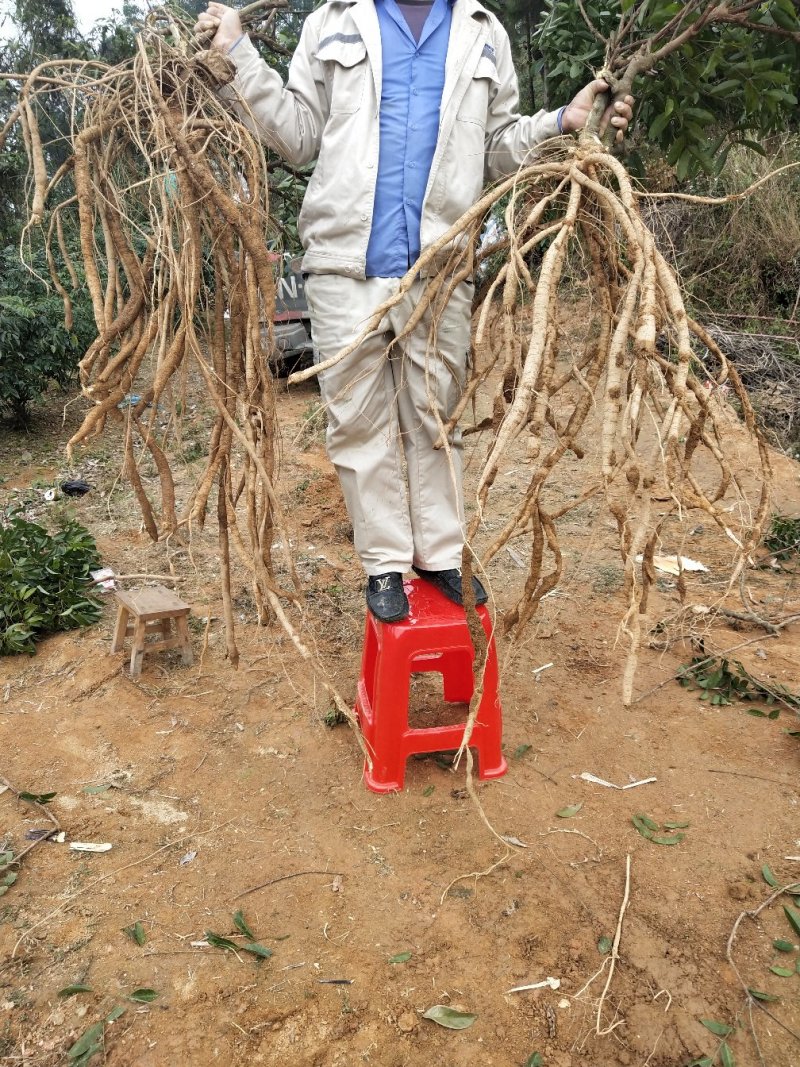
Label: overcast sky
xmin=0 ymin=0 xmax=134 ymax=40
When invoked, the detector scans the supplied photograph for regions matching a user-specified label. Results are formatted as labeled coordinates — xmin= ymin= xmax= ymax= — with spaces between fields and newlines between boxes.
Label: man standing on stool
xmin=196 ymin=0 xmax=632 ymax=623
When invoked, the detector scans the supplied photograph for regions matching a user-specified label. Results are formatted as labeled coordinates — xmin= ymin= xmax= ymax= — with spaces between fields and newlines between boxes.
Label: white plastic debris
xmin=506 ymin=977 xmax=560 ymax=994
xmin=501 ymin=835 xmax=529 ymax=848
xmin=635 ymin=554 xmax=708 ymax=576
xmin=69 ymin=842 xmax=113 ymax=853
xmin=179 ymin=850 xmax=197 ymax=866
xmin=574 ymin=772 xmax=657 ymax=790
xmin=90 ymin=568 xmax=116 ymax=591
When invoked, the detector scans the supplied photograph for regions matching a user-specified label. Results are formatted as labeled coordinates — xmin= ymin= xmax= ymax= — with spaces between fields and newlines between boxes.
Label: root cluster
xmin=5 ymin=10 xmax=772 ymax=706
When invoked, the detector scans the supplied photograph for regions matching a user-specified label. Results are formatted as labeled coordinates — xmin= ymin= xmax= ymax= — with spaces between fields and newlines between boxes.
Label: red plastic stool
xmin=355 ymin=578 xmax=507 ymax=793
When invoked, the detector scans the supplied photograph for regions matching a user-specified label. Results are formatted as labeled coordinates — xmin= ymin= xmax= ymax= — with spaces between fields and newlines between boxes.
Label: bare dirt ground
xmin=1 ymin=320 xmax=800 ymax=1067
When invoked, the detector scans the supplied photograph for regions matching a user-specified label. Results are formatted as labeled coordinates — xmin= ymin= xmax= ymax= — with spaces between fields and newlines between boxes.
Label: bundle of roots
xmin=6 ymin=6 xmax=772 ymax=712
xmin=292 ymin=141 xmax=772 ymax=703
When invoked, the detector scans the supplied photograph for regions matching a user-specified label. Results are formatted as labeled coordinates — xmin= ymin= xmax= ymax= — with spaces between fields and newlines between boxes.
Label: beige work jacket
xmin=229 ymin=0 xmax=562 ymax=278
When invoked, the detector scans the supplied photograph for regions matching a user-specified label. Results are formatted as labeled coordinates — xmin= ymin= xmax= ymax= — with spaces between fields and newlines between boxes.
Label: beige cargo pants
xmin=304 ymin=275 xmax=472 ymax=576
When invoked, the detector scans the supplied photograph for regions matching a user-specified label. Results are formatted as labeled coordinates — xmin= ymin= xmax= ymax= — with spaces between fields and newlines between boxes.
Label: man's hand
xmin=193 ymin=3 xmax=243 ymax=52
xmin=561 ymin=79 xmax=634 ymax=144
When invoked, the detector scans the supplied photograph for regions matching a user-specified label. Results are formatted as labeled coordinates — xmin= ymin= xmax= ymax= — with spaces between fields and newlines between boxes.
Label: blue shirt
xmin=365 ymin=0 xmax=452 ymax=277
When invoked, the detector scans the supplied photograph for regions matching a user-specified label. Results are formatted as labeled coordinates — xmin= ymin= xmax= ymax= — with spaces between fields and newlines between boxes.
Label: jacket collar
xmin=326 ymin=0 xmax=490 ymax=13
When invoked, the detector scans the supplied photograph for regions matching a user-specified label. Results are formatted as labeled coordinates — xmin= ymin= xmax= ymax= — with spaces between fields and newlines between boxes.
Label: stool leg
xmin=129 ymin=619 xmax=147 ymax=679
xmin=111 ymin=606 xmax=129 ymax=653
xmin=363 ymin=660 xmax=411 ymax=794
xmin=175 ymin=614 xmax=193 ymax=665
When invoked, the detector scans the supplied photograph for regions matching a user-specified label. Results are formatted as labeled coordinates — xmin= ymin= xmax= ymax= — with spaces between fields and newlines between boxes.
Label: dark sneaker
xmin=366 ymin=572 xmax=409 ymax=623
xmin=412 ymin=566 xmax=488 ymax=607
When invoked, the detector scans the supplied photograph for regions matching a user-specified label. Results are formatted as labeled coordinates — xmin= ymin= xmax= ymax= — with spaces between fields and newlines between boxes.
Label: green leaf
xmin=773 ymin=939 xmax=796 ymax=952
xmin=422 ymin=785 xmax=435 ymax=797
xmin=597 ymin=936 xmax=613 ymax=955
xmin=58 ymin=985 xmax=93 ymax=997
xmin=748 ymin=988 xmax=779 ymax=1002
xmin=700 ymin=1019 xmax=733 ymax=1037
xmin=769 ymin=965 xmax=795 ymax=977
xmin=635 ymin=813 xmax=659 ymax=831
xmin=513 ymin=744 xmax=532 ymax=759
xmin=83 ymin=784 xmax=110 ymax=794
xmin=240 ymin=942 xmax=273 ymax=960
xmin=122 ymin=921 xmax=147 ymax=946
xmin=652 ymin=832 xmax=685 ymax=846
xmin=555 ymin=803 xmax=582 ymax=818
xmin=127 ymin=988 xmax=159 ymax=1003
xmin=389 ymin=952 xmax=412 ymax=964
xmin=762 ymin=865 xmax=779 ymax=888
xmin=631 ymin=815 xmax=654 ymax=840
xmin=720 ymin=1043 xmax=735 ymax=1067
xmin=233 ymin=910 xmax=256 ymax=940
xmin=205 ymin=930 xmax=240 ymax=952
xmin=67 ymin=1022 xmax=105 ymax=1059
xmin=524 ymin=1056 xmax=544 ymax=1067
xmin=784 ymin=905 xmax=800 ymax=939
xmin=663 ymin=820 xmax=690 ymax=829
xmin=106 ymin=1005 xmax=126 ymax=1023
xmin=19 ymin=791 xmax=56 ymax=804
xmin=422 ymin=1005 xmax=477 ymax=1029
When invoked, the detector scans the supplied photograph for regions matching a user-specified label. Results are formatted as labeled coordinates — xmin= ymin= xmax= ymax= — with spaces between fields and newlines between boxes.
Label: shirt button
xmin=361 ymin=214 xmax=368 ymax=221
xmin=412 ymin=88 xmax=419 ymax=96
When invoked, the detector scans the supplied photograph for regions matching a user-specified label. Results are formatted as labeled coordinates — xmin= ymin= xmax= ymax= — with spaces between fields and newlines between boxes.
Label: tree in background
xmin=0 ymin=1 xmax=135 ymax=425
xmin=492 ymin=0 xmax=799 ymax=179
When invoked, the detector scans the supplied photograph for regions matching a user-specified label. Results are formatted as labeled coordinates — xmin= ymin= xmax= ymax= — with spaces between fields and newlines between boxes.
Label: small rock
xmin=20 ymin=451 xmax=33 ymax=464
xmin=397 ymin=1012 xmax=417 ymax=1034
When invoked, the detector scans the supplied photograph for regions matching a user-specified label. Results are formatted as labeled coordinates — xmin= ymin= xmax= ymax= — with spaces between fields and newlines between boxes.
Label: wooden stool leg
xmin=129 ymin=618 xmax=147 ymax=679
xmin=175 ymin=614 xmax=193 ymax=665
xmin=111 ymin=606 xmax=129 ymax=653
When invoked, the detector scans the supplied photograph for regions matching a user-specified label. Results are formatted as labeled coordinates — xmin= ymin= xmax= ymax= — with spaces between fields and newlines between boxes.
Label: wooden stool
xmin=111 ymin=585 xmax=193 ymax=679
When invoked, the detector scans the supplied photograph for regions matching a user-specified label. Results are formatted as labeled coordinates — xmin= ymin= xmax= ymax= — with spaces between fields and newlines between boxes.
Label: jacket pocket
xmin=315 ymin=35 xmax=368 ymax=115
xmin=457 ymin=49 xmax=500 ymax=129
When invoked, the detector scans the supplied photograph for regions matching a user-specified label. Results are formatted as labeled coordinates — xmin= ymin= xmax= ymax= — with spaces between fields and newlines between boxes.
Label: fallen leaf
xmin=127 ymin=989 xmax=158 ymax=1003
xmin=389 ymin=952 xmax=412 ymax=965
xmin=122 ymin=922 xmax=147 ymax=946
xmin=422 ymin=1005 xmax=477 ymax=1030
xmin=233 ymin=910 xmax=256 ymax=940
xmin=555 ymin=803 xmax=582 ymax=819
xmin=700 ymin=1019 xmax=732 ymax=1037
xmin=19 ymin=791 xmax=56 ymax=805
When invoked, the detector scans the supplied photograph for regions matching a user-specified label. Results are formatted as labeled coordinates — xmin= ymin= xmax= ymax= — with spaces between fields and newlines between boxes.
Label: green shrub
xmin=0 ymin=247 xmax=96 ymax=427
xmin=0 ymin=514 xmax=102 ymax=655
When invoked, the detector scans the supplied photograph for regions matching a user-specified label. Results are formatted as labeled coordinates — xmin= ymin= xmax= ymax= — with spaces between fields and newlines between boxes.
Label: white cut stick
xmin=506 ymin=977 xmax=561 ymax=994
